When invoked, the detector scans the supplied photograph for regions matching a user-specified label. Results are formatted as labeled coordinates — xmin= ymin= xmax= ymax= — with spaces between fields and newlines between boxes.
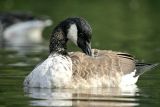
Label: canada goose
xmin=24 ymin=17 xmax=158 ymax=88
xmin=0 ymin=12 xmax=52 ymax=47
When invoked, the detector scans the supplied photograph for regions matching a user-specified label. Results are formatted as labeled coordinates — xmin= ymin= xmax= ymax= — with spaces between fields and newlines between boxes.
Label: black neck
xmin=49 ymin=27 xmax=68 ymax=55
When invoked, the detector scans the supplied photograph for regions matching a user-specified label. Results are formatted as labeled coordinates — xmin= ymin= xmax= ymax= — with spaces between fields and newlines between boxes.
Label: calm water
xmin=0 ymin=0 xmax=160 ymax=107
xmin=0 ymin=46 xmax=159 ymax=107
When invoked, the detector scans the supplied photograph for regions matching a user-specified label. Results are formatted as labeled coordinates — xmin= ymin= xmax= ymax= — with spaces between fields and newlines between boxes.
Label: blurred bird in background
xmin=0 ymin=11 xmax=52 ymax=51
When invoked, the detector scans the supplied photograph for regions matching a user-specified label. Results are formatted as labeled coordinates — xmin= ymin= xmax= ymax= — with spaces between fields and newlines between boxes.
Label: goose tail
xmin=134 ymin=62 xmax=159 ymax=77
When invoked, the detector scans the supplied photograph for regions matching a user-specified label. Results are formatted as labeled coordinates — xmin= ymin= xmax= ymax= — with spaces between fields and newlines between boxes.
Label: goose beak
xmin=83 ymin=42 xmax=92 ymax=56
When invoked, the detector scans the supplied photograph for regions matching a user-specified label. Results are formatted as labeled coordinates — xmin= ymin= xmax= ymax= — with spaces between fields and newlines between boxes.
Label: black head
xmin=50 ymin=17 xmax=92 ymax=56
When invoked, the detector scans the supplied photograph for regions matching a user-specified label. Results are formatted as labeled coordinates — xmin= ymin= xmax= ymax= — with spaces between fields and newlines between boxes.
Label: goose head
xmin=49 ymin=17 xmax=92 ymax=56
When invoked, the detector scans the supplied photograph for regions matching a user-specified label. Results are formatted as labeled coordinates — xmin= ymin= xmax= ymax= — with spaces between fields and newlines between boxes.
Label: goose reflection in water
xmin=24 ymin=85 xmax=139 ymax=107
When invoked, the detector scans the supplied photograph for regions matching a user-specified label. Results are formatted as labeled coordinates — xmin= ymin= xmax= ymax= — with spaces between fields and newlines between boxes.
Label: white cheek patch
xmin=67 ymin=24 xmax=78 ymax=45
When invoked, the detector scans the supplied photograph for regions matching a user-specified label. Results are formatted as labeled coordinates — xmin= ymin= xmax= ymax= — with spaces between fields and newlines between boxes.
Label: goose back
xmin=69 ymin=49 xmax=136 ymax=88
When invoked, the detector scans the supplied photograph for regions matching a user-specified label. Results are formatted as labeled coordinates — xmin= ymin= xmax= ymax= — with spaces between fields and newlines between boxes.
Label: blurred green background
xmin=0 ymin=0 xmax=159 ymax=62
xmin=0 ymin=1 xmax=160 ymax=107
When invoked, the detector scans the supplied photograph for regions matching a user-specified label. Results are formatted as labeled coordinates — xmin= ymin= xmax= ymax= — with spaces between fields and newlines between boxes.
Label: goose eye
xmin=79 ymin=33 xmax=88 ymax=40
xmin=79 ymin=33 xmax=91 ymax=43
xmin=79 ymin=33 xmax=84 ymax=37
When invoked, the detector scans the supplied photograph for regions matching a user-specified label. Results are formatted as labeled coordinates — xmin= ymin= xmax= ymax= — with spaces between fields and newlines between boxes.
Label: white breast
xmin=24 ymin=54 xmax=72 ymax=88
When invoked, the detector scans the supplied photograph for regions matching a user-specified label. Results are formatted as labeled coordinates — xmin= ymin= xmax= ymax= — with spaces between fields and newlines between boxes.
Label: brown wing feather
xmin=69 ymin=49 xmax=136 ymax=87
xmin=69 ymin=49 xmax=136 ymax=77
xmin=117 ymin=52 xmax=136 ymax=74
xmin=93 ymin=49 xmax=136 ymax=74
